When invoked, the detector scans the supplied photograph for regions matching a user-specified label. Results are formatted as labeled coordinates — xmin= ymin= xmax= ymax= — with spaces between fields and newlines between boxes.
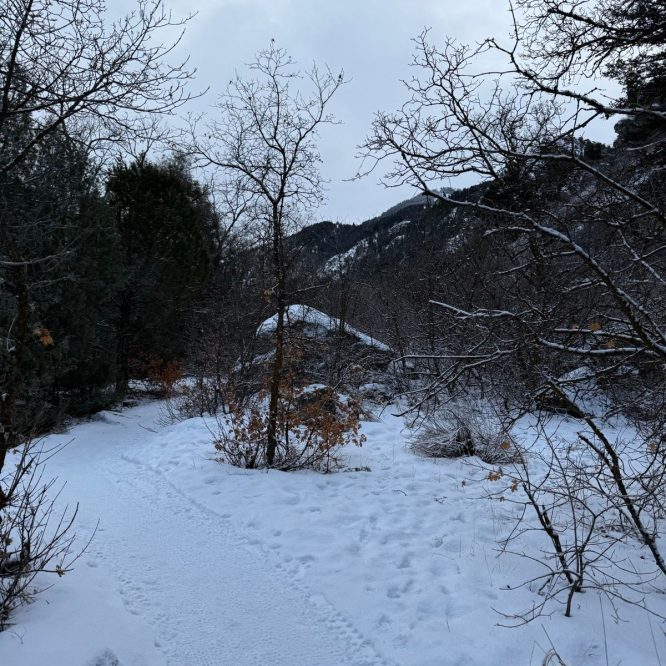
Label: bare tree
xmin=190 ymin=43 xmax=344 ymax=465
xmin=0 ymin=0 xmax=194 ymax=624
xmin=361 ymin=0 xmax=666 ymax=616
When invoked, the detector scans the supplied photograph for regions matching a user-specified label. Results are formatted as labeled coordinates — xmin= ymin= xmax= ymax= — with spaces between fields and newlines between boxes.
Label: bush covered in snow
xmin=409 ymin=398 xmax=519 ymax=464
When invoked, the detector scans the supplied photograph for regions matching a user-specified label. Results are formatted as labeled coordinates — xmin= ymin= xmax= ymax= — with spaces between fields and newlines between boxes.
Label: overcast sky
xmin=150 ymin=0 xmax=615 ymax=224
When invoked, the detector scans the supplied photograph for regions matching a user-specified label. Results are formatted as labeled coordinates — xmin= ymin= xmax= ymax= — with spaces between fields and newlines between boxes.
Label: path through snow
xmin=1 ymin=403 xmax=392 ymax=666
xmin=2 ymin=400 xmax=665 ymax=666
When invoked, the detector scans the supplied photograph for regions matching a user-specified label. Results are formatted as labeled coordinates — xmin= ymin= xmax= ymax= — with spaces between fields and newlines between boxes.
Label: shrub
xmin=1 ymin=437 xmax=80 ymax=629
xmin=128 ymin=357 xmax=183 ymax=398
xmin=169 ymin=376 xmax=222 ymax=419
xmin=213 ymin=382 xmax=366 ymax=472
xmin=409 ymin=398 xmax=518 ymax=464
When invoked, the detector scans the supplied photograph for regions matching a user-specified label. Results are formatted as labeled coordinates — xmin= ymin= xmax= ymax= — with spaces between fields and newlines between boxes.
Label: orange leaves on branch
xmin=33 ymin=326 xmax=54 ymax=348
xmin=145 ymin=358 xmax=182 ymax=397
xmin=214 ymin=376 xmax=365 ymax=471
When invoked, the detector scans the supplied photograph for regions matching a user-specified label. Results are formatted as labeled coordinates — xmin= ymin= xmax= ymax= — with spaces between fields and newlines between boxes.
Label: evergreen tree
xmin=0 ymin=121 xmax=120 ymax=429
xmin=105 ymin=157 xmax=218 ymax=395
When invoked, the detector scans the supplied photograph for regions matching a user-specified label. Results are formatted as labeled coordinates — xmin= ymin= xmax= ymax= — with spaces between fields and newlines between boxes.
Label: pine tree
xmin=105 ymin=157 xmax=218 ymax=395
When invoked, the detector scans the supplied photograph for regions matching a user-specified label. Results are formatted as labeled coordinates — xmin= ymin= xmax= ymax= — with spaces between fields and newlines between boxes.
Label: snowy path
xmin=4 ymin=403 xmax=392 ymax=666
xmin=3 ymin=400 xmax=665 ymax=666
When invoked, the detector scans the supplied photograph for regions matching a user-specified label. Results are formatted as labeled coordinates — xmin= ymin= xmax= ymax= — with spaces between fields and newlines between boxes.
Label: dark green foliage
xmin=38 ymin=194 xmax=121 ymax=416
xmin=605 ymin=0 xmax=666 ymax=107
xmin=581 ymin=140 xmax=607 ymax=161
xmin=604 ymin=1 xmax=666 ymax=141
xmin=106 ymin=157 xmax=218 ymax=395
xmin=1 ymin=126 xmax=219 ymax=427
xmin=0 ymin=122 xmax=120 ymax=429
xmin=617 ymin=60 xmax=666 ymax=108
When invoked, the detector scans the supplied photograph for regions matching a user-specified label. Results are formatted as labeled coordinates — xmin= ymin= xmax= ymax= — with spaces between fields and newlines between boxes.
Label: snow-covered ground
xmin=1 ymin=400 xmax=665 ymax=665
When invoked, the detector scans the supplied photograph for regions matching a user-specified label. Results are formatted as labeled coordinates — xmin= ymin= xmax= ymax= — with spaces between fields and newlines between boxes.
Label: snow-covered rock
xmin=257 ymin=304 xmax=391 ymax=352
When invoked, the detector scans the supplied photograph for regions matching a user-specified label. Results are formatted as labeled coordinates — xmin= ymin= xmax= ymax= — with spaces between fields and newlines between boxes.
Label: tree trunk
xmin=266 ymin=207 xmax=286 ymax=466
xmin=115 ymin=290 xmax=132 ymax=400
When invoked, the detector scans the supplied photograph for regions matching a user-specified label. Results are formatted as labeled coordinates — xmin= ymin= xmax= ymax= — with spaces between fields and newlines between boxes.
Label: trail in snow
xmin=3 ymin=400 xmax=665 ymax=666
xmin=28 ymin=403 xmax=393 ymax=666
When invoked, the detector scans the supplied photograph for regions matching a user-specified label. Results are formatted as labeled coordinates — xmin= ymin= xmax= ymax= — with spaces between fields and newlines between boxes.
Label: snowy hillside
xmin=320 ymin=239 xmax=369 ymax=276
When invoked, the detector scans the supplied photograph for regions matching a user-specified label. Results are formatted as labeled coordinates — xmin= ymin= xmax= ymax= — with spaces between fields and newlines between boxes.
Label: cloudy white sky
xmin=143 ymin=0 xmax=615 ymax=223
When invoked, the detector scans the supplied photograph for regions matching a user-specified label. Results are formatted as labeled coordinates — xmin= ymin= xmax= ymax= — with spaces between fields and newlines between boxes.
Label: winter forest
xmin=1 ymin=0 xmax=665 ymax=664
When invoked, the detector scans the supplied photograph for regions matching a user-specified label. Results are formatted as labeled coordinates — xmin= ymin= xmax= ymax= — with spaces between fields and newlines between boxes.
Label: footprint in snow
xmin=386 ymin=585 xmax=401 ymax=599
xmin=88 ymin=649 xmax=121 ymax=666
